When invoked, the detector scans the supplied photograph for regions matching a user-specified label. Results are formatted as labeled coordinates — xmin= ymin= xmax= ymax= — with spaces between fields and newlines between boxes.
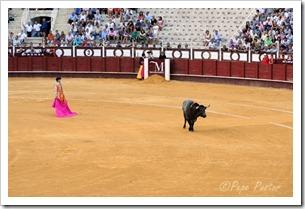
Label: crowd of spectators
xmin=8 ymin=17 xmax=51 ymax=47
xmin=227 ymin=8 xmax=293 ymax=53
xmin=43 ymin=8 xmax=164 ymax=47
xmin=9 ymin=7 xmax=293 ymax=58
xmin=8 ymin=31 xmax=27 ymax=47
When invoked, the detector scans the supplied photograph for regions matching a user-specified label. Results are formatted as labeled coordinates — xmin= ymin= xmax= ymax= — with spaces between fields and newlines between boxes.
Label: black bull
xmin=182 ymin=100 xmax=210 ymax=131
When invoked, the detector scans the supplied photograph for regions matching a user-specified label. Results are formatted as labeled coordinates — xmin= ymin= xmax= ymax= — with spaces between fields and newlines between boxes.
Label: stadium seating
xmin=138 ymin=8 xmax=255 ymax=48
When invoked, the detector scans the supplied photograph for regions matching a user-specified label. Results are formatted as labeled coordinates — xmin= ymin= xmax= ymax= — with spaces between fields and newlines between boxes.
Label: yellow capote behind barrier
xmin=137 ymin=65 xmax=144 ymax=80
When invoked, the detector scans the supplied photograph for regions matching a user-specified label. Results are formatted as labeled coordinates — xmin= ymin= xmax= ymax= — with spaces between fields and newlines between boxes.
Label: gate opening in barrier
xmin=143 ymin=58 xmax=170 ymax=81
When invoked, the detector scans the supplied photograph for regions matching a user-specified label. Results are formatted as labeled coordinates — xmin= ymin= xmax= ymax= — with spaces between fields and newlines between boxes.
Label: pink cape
xmin=52 ymin=98 xmax=77 ymax=118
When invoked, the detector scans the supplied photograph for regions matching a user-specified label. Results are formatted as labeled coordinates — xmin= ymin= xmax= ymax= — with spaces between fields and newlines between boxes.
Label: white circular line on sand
xmin=227 ymin=102 xmax=292 ymax=114
xmin=12 ymin=97 xmax=294 ymax=129
xmin=268 ymin=122 xmax=293 ymax=130
xmin=207 ymin=110 xmax=251 ymax=120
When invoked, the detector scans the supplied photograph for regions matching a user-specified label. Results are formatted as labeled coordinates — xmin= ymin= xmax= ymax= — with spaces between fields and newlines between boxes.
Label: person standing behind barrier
xmin=18 ymin=30 xmax=27 ymax=45
xmin=41 ymin=18 xmax=52 ymax=38
xmin=12 ymin=35 xmax=20 ymax=47
xmin=213 ymin=30 xmax=222 ymax=48
xmin=33 ymin=21 xmax=42 ymax=37
xmin=23 ymin=22 xmax=33 ymax=37
xmin=8 ymin=32 xmax=14 ymax=46
xmin=157 ymin=16 xmax=164 ymax=31
xmin=152 ymin=23 xmax=159 ymax=45
xmin=47 ymin=31 xmax=55 ymax=46
xmin=261 ymin=54 xmax=270 ymax=65
xmin=268 ymin=54 xmax=274 ymax=64
xmin=137 ymin=52 xmax=145 ymax=80
xmin=203 ymin=30 xmax=211 ymax=48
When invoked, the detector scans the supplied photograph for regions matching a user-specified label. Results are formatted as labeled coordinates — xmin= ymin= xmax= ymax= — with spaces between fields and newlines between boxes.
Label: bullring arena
xmin=9 ymin=76 xmax=292 ymax=196
xmin=8 ymin=7 xmax=293 ymax=197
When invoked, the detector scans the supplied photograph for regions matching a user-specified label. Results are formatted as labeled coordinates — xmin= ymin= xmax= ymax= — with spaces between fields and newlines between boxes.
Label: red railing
xmin=8 ymin=47 xmax=293 ymax=87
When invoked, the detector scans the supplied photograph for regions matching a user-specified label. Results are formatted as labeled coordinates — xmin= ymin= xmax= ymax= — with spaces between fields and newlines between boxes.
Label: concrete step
xmin=9 ymin=9 xmax=26 ymax=35
xmin=24 ymin=37 xmax=44 ymax=46
xmin=54 ymin=8 xmax=74 ymax=33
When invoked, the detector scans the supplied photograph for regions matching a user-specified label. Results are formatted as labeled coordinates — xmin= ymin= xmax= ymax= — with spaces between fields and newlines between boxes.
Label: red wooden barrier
xmin=105 ymin=57 xmax=120 ymax=72
xmin=217 ymin=61 xmax=231 ymax=76
xmin=272 ymin=64 xmax=286 ymax=81
xmin=286 ymin=64 xmax=293 ymax=81
xmin=8 ymin=57 xmax=16 ymax=71
xmin=202 ymin=60 xmax=217 ymax=75
xmin=76 ymin=57 xmax=91 ymax=71
xmin=8 ymin=56 xmax=292 ymax=84
xmin=120 ymin=57 xmax=134 ymax=72
xmin=188 ymin=60 xmax=202 ymax=75
xmin=172 ymin=59 xmax=189 ymax=74
xmin=231 ymin=61 xmax=245 ymax=78
xmin=31 ymin=57 xmax=46 ymax=71
xmin=62 ymin=57 xmax=76 ymax=71
xmin=46 ymin=57 xmax=61 ymax=71
xmin=17 ymin=57 xmax=32 ymax=71
xmin=258 ymin=64 xmax=272 ymax=79
xmin=91 ymin=57 xmax=105 ymax=72
xmin=245 ymin=63 xmax=258 ymax=78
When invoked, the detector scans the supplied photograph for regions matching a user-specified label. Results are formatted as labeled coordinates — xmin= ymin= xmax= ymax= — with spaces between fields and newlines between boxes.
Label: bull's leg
xmin=189 ymin=121 xmax=194 ymax=131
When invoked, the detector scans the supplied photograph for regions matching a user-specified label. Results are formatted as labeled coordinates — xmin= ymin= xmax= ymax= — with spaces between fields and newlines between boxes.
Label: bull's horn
xmin=206 ymin=104 xmax=211 ymax=108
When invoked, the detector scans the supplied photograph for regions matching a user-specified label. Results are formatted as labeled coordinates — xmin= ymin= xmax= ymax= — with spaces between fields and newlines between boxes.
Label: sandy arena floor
xmin=8 ymin=76 xmax=292 ymax=196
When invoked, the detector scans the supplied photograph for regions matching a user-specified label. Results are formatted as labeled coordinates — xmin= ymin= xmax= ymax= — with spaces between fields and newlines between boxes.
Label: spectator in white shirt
xmin=33 ymin=21 xmax=42 ymax=37
xmin=65 ymin=32 xmax=74 ymax=45
xmin=8 ymin=32 xmax=14 ymax=46
xmin=70 ymin=23 xmax=78 ymax=35
xmin=284 ymin=9 xmax=291 ymax=19
xmin=79 ymin=11 xmax=87 ymax=21
xmin=114 ymin=16 xmax=121 ymax=29
xmin=13 ymin=36 xmax=20 ymax=47
xmin=108 ymin=17 xmax=116 ymax=30
xmin=85 ymin=28 xmax=91 ymax=39
xmin=94 ymin=9 xmax=101 ymax=25
xmin=23 ymin=22 xmax=33 ymax=37
xmin=18 ymin=30 xmax=27 ymax=44
xmin=152 ymin=23 xmax=159 ymax=44
xmin=60 ymin=39 xmax=68 ymax=47
xmin=276 ymin=16 xmax=284 ymax=27
xmin=88 ymin=32 xmax=95 ymax=41
xmin=85 ymin=22 xmax=93 ymax=34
